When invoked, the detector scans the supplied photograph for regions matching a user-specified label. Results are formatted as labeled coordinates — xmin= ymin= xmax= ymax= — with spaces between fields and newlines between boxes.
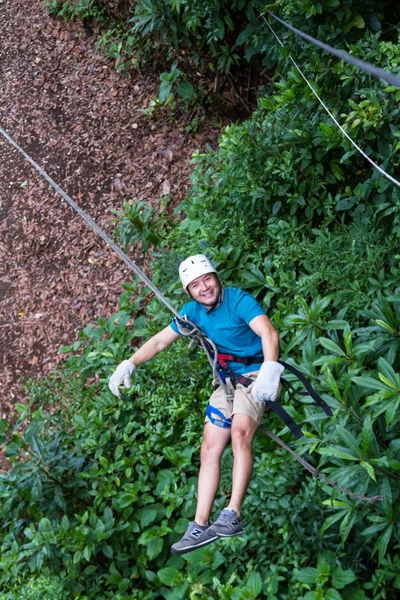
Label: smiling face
xmin=187 ymin=273 xmax=221 ymax=307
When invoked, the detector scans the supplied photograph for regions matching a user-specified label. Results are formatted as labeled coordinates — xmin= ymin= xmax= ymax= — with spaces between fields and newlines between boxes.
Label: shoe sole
xmin=211 ymin=530 xmax=244 ymax=538
xmin=171 ymin=534 xmax=219 ymax=555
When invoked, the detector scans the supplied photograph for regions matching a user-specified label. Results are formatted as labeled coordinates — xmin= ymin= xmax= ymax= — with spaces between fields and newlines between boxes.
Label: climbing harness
xmin=205 ymin=404 xmax=232 ymax=429
xmin=259 ymin=13 xmax=400 ymax=190
xmin=209 ymin=352 xmax=332 ymax=440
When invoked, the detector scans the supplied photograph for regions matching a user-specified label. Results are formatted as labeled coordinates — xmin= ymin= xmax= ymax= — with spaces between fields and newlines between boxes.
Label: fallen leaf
xmin=162 ymin=180 xmax=171 ymax=195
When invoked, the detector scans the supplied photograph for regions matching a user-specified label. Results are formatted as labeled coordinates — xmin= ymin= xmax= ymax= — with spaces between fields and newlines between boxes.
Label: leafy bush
xmin=0 ymin=574 xmax=64 ymax=600
xmin=5 ymin=2 xmax=400 ymax=598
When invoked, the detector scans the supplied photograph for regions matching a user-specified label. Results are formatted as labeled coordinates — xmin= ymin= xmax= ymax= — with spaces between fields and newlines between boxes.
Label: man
xmin=109 ymin=254 xmax=284 ymax=555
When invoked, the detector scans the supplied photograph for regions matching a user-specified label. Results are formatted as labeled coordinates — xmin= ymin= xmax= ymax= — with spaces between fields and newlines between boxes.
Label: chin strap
xmin=206 ymin=288 xmax=223 ymax=315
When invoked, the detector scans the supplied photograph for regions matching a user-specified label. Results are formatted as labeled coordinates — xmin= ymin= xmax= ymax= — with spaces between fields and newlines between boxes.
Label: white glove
xmin=251 ymin=361 xmax=284 ymax=403
xmin=109 ymin=360 xmax=136 ymax=398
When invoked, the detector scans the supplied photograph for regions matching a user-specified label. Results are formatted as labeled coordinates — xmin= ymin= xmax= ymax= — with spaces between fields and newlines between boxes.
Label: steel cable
xmin=260 ymin=14 xmax=400 ymax=189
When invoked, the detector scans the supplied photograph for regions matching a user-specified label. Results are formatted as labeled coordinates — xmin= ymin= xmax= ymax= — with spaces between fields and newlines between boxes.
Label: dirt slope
xmin=0 ymin=0 xmax=224 ymax=419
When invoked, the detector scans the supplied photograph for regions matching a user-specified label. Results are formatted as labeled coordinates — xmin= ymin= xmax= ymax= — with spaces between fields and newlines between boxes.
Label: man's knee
xmin=200 ymin=426 xmax=230 ymax=463
xmin=231 ymin=422 xmax=256 ymax=453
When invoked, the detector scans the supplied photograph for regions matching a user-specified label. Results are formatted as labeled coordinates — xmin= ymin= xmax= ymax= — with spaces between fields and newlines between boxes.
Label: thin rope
xmin=259 ymin=424 xmax=382 ymax=503
xmin=0 ymin=123 xmax=181 ymax=318
xmin=0 ymin=123 xmax=228 ymax=383
xmin=265 ymin=10 xmax=400 ymax=89
xmin=260 ymin=15 xmax=400 ymax=189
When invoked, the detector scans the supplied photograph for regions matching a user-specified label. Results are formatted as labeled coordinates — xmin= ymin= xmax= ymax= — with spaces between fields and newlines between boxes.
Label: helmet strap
xmin=206 ymin=288 xmax=222 ymax=315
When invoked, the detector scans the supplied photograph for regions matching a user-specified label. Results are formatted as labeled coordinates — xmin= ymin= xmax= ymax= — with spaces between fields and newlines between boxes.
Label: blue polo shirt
xmin=170 ymin=287 xmax=265 ymax=374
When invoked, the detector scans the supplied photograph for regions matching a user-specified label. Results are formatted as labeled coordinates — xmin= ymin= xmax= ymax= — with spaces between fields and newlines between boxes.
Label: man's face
xmin=187 ymin=273 xmax=220 ymax=307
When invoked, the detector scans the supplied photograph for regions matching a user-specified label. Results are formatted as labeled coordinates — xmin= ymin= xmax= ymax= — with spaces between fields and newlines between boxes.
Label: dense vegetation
xmin=1 ymin=1 xmax=400 ymax=598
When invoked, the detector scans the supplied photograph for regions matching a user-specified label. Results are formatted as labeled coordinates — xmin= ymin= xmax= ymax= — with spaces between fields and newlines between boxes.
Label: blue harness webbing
xmin=205 ymin=404 xmax=232 ymax=429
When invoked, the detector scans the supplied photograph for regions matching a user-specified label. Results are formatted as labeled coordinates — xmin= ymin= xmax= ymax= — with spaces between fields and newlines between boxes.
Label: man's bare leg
xmin=194 ymin=422 xmax=231 ymax=526
xmin=227 ymin=413 xmax=259 ymax=516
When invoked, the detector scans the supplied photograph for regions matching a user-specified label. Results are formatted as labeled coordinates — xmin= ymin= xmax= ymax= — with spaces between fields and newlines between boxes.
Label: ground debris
xmin=0 ymin=0 xmax=225 ymax=441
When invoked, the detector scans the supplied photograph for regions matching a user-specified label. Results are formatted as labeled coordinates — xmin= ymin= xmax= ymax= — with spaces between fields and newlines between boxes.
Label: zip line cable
xmin=0 ymin=124 xmax=225 ymax=390
xmin=259 ymin=14 xmax=400 ymax=189
xmin=0 ymin=122 xmax=381 ymax=502
xmin=0 ymin=124 xmax=180 ymax=319
xmin=264 ymin=10 xmax=400 ymax=89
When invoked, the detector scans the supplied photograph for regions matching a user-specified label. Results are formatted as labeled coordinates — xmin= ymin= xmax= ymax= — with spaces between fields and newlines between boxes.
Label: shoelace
xmin=218 ymin=510 xmax=235 ymax=523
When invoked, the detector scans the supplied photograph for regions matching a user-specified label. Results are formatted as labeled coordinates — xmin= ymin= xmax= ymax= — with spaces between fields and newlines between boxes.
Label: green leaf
xmin=375 ymin=319 xmax=394 ymax=332
xmin=159 ymin=81 xmax=173 ymax=102
xmin=116 ymin=492 xmax=137 ymax=508
xmin=136 ymin=507 xmax=158 ymax=527
xmin=360 ymin=461 xmax=376 ymax=481
xmin=352 ymin=14 xmax=365 ymax=28
xmin=331 ymin=567 xmax=357 ymax=589
xmin=330 ymin=162 xmax=345 ymax=180
xmin=336 ymin=426 xmax=361 ymax=458
xmin=325 ymin=589 xmax=343 ymax=600
xmin=147 ymin=537 xmax=163 ymax=560
xmin=158 ymin=567 xmax=182 ymax=586
xmin=368 ymin=15 xmax=381 ymax=31
xmin=247 ymin=572 xmax=262 ymax=596
xmin=321 ymin=500 xmax=349 ymax=508
xmin=378 ymin=357 xmax=399 ymax=387
xmin=296 ymin=567 xmax=318 ymax=584
xmin=323 ymin=367 xmax=342 ymax=400
xmin=211 ymin=550 xmax=225 ymax=569
xmin=378 ymin=374 xmax=398 ymax=389
xmin=360 ymin=415 xmax=373 ymax=457
xmin=177 ymin=81 xmax=194 ymax=99
xmin=374 ymin=524 xmax=393 ymax=564
xmin=318 ymin=447 xmax=358 ymax=460
xmin=103 ymin=545 xmax=113 ymax=558
xmin=321 ymin=509 xmax=348 ymax=533
xmin=352 ymin=376 xmax=389 ymax=391
xmin=378 ymin=139 xmax=391 ymax=158
xmin=319 ymin=337 xmax=347 ymax=357
xmin=236 ymin=24 xmax=254 ymax=46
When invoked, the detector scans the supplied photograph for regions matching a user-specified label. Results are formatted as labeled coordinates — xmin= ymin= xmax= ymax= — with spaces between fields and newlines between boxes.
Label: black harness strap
xmin=217 ymin=354 xmax=304 ymax=439
xmin=218 ymin=354 xmax=332 ymax=417
xmin=278 ymin=360 xmax=333 ymax=417
xmin=265 ymin=401 xmax=304 ymax=440
xmin=215 ymin=354 xmax=332 ymax=439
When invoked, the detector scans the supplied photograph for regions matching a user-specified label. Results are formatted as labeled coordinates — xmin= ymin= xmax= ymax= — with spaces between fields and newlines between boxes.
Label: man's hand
xmin=109 ymin=360 xmax=136 ymax=398
xmin=251 ymin=361 xmax=284 ymax=403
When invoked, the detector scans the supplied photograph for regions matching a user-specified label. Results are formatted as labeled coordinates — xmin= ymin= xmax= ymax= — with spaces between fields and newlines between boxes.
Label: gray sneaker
xmin=209 ymin=509 xmax=244 ymax=537
xmin=170 ymin=521 xmax=219 ymax=555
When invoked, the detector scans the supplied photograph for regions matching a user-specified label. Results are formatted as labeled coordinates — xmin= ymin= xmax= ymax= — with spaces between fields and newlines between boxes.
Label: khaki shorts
xmin=205 ymin=371 xmax=265 ymax=427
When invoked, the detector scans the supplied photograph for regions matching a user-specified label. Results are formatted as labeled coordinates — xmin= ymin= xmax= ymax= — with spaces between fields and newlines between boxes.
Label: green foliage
xmin=0 ymin=574 xmax=64 ymax=600
xmin=9 ymin=1 xmax=400 ymax=598
xmin=111 ymin=199 xmax=169 ymax=253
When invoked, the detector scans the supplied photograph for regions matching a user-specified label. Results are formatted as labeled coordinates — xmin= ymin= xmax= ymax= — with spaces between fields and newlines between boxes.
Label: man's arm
xmin=248 ymin=314 xmax=279 ymax=361
xmin=129 ymin=325 xmax=181 ymax=366
xmin=109 ymin=325 xmax=180 ymax=397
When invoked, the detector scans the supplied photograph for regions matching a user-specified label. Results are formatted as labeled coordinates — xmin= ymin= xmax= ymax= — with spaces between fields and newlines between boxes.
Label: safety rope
xmin=0 ymin=123 xmax=225 ymax=388
xmin=259 ymin=425 xmax=383 ymax=504
xmin=264 ymin=10 xmax=400 ymax=89
xmin=260 ymin=14 xmax=400 ymax=190
xmin=0 ymin=124 xmax=181 ymax=319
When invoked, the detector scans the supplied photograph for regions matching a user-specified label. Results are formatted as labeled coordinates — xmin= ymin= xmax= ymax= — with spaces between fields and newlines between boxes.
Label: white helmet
xmin=179 ymin=254 xmax=218 ymax=290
